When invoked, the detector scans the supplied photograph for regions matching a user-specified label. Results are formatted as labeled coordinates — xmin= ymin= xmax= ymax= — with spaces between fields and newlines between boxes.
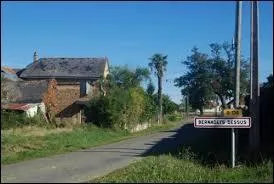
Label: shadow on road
xmin=142 ymin=122 xmax=232 ymax=167
xmin=142 ymin=121 xmax=273 ymax=167
xmin=77 ymin=119 xmax=272 ymax=167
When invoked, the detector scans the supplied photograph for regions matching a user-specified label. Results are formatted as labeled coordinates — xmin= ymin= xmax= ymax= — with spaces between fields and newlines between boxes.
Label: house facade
xmin=16 ymin=52 xmax=110 ymax=124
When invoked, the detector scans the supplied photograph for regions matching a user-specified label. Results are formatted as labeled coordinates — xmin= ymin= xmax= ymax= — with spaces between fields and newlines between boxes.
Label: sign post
xmin=194 ymin=117 xmax=251 ymax=129
xmin=194 ymin=108 xmax=251 ymax=168
xmin=232 ymin=128 xmax=235 ymax=168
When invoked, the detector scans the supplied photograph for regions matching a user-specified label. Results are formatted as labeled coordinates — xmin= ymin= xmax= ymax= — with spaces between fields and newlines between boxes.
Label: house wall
xmin=104 ymin=62 xmax=109 ymax=78
xmin=20 ymin=78 xmax=101 ymax=124
xmin=25 ymin=103 xmax=46 ymax=117
xmin=55 ymin=84 xmax=82 ymax=124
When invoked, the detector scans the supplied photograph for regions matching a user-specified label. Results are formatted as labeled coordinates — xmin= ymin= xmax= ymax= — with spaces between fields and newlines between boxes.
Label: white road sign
xmin=194 ymin=117 xmax=251 ymax=128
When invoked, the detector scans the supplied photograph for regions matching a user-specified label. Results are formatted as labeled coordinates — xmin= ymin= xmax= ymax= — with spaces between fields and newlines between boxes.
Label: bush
xmin=1 ymin=110 xmax=49 ymax=130
xmin=84 ymin=87 xmax=157 ymax=129
xmin=166 ymin=114 xmax=177 ymax=122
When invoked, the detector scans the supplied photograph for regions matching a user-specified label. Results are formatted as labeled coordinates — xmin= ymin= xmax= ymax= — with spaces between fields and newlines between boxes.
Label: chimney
xmin=33 ymin=51 xmax=39 ymax=62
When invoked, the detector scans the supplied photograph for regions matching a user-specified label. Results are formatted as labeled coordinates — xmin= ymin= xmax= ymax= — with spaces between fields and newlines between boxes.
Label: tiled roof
xmin=18 ymin=57 xmax=108 ymax=79
xmin=1 ymin=66 xmax=22 ymax=81
xmin=1 ymin=66 xmax=16 ymax=74
xmin=2 ymin=103 xmax=32 ymax=111
xmin=2 ymin=80 xmax=49 ymax=103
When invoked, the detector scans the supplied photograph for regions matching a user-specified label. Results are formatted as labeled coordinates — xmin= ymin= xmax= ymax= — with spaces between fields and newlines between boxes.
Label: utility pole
xmin=233 ymin=0 xmax=242 ymax=168
xmin=249 ymin=1 xmax=260 ymax=152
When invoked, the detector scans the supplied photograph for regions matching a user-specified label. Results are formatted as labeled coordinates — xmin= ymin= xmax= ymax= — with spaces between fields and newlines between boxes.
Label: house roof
xmin=18 ymin=57 xmax=109 ymax=79
xmin=12 ymin=68 xmax=22 ymax=73
xmin=1 ymin=66 xmax=16 ymax=74
xmin=2 ymin=80 xmax=49 ymax=103
xmin=1 ymin=66 xmax=22 ymax=81
xmin=2 ymin=103 xmax=32 ymax=112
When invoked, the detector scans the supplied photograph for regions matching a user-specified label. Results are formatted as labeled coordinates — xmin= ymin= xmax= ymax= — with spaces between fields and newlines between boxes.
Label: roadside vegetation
xmin=93 ymin=126 xmax=273 ymax=183
xmin=2 ymin=56 xmax=185 ymax=165
xmin=92 ymin=44 xmax=274 ymax=183
xmin=1 ymin=114 xmax=183 ymax=165
xmin=93 ymin=152 xmax=273 ymax=183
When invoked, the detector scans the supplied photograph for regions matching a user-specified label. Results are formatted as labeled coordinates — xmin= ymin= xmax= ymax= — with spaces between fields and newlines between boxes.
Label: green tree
xmin=174 ymin=47 xmax=214 ymax=115
xmin=208 ymin=42 xmax=250 ymax=108
xmin=162 ymin=95 xmax=179 ymax=115
xmin=146 ymin=80 xmax=155 ymax=96
xmin=85 ymin=65 xmax=157 ymax=129
xmin=108 ymin=66 xmax=150 ymax=89
xmin=262 ymin=74 xmax=273 ymax=88
xmin=148 ymin=54 xmax=168 ymax=123
xmin=175 ymin=42 xmax=250 ymax=113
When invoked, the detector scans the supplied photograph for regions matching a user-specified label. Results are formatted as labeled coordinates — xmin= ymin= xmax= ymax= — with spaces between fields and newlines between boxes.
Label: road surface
xmin=2 ymin=119 xmax=194 ymax=183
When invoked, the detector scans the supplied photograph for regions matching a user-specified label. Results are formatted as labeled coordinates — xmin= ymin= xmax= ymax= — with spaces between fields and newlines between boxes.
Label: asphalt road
xmin=1 ymin=119 xmax=193 ymax=183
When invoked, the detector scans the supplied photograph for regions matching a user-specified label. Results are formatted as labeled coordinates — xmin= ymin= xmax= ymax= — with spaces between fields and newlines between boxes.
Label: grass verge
xmin=1 ymin=119 xmax=186 ymax=165
xmin=92 ymin=121 xmax=273 ymax=183
xmin=92 ymin=149 xmax=273 ymax=183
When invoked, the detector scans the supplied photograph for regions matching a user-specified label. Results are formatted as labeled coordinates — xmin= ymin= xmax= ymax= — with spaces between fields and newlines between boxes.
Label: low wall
xmin=129 ymin=122 xmax=151 ymax=133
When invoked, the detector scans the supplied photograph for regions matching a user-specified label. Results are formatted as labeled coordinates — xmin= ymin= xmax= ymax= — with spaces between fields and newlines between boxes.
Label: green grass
xmin=92 ymin=121 xmax=273 ymax=183
xmin=93 ymin=150 xmax=273 ymax=183
xmin=1 ymin=120 xmax=184 ymax=165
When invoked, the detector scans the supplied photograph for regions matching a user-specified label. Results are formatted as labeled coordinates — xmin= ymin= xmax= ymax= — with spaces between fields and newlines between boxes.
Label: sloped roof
xmin=2 ymin=80 xmax=49 ymax=103
xmin=1 ymin=66 xmax=22 ymax=81
xmin=12 ymin=68 xmax=22 ymax=73
xmin=18 ymin=57 xmax=108 ymax=79
xmin=2 ymin=103 xmax=32 ymax=112
xmin=1 ymin=66 xmax=16 ymax=74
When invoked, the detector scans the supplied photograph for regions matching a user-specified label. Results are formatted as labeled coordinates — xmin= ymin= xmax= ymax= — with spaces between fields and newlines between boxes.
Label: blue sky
xmin=1 ymin=1 xmax=273 ymax=104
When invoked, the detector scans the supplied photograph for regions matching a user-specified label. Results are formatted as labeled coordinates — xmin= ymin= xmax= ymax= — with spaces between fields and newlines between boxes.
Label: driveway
xmin=1 ymin=119 xmax=194 ymax=183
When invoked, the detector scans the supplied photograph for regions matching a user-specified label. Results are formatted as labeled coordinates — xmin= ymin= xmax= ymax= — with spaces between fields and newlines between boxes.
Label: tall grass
xmin=93 ymin=147 xmax=273 ymax=183
xmin=1 ymin=110 xmax=51 ymax=130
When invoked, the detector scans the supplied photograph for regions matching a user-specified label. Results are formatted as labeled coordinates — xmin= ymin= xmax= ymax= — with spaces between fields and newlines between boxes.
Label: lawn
xmin=1 ymin=119 xmax=185 ymax=165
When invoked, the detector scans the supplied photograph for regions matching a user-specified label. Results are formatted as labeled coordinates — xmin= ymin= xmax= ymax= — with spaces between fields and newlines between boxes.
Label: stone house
xmin=16 ymin=52 xmax=110 ymax=124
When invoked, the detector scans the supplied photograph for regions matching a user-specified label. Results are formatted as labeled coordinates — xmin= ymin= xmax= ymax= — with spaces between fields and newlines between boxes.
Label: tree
xmin=174 ymin=47 xmax=214 ymax=115
xmin=107 ymin=66 xmax=150 ymax=89
xmin=208 ymin=42 xmax=250 ymax=108
xmin=148 ymin=53 xmax=168 ymax=123
xmin=85 ymin=65 xmax=157 ymax=129
xmin=162 ymin=95 xmax=179 ymax=115
xmin=262 ymin=74 xmax=273 ymax=88
xmin=175 ymin=42 xmax=250 ymax=113
xmin=146 ymin=80 xmax=155 ymax=96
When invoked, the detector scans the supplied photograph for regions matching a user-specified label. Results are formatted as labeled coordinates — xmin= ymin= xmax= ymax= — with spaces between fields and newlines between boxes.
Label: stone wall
xmin=129 ymin=122 xmax=151 ymax=133
xmin=55 ymin=84 xmax=81 ymax=124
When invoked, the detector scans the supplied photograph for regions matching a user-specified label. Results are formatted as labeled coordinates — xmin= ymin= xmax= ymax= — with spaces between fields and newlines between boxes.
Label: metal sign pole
xmin=231 ymin=128 xmax=235 ymax=168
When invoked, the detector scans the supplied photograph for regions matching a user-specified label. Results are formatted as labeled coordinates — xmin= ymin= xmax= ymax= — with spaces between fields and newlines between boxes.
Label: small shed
xmin=2 ymin=103 xmax=45 ymax=117
xmin=1 ymin=80 xmax=48 ymax=117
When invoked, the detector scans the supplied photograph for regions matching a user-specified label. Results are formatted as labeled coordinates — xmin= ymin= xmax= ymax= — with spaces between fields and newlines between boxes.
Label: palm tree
xmin=148 ymin=54 xmax=168 ymax=124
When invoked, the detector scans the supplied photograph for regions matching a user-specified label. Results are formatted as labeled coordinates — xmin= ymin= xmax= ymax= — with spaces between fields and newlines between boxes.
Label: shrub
xmin=1 ymin=109 xmax=49 ymax=130
xmin=166 ymin=114 xmax=177 ymax=122
xmin=84 ymin=86 xmax=157 ymax=129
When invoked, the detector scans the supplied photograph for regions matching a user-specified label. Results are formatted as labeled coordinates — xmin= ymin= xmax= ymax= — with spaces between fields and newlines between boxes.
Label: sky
xmin=1 ymin=1 xmax=273 ymax=104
